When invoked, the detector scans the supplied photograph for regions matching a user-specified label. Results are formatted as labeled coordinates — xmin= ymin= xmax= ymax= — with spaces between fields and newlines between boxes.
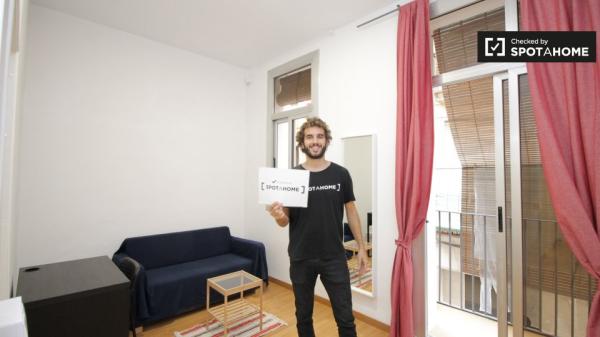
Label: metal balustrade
xmin=434 ymin=210 xmax=597 ymax=337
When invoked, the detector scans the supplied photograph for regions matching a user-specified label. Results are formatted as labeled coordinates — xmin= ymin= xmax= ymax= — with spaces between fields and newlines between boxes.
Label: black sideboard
xmin=16 ymin=256 xmax=129 ymax=337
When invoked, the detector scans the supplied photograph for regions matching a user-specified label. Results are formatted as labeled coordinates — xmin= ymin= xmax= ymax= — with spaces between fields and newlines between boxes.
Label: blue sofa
xmin=112 ymin=226 xmax=268 ymax=325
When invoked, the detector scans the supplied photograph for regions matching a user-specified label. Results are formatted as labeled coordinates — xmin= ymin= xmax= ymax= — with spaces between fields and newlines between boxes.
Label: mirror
xmin=342 ymin=135 xmax=374 ymax=296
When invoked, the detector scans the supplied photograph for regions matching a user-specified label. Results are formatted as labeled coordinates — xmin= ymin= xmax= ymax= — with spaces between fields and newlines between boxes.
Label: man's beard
xmin=301 ymin=144 xmax=328 ymax=159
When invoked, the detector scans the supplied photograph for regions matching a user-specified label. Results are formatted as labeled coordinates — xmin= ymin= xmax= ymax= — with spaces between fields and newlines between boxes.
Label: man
xmin=266 ymin=117 xmax=368 ymax=337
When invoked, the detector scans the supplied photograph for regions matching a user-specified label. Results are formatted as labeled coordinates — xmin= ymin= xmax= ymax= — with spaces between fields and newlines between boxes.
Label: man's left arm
xmin=345 ymin=201 xmax=368 ymax=275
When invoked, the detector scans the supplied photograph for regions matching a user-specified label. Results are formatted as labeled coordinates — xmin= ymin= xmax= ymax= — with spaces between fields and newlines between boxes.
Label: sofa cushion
xmin=116 ymin=227 xmax=232 ymax=269
xmin=144 ymin=253 xmax=253 ymax=321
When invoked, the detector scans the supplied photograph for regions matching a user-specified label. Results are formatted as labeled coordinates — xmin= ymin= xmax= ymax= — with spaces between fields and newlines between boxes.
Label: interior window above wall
xmin=268 ymin=51 xmax=318 ymax=169
xmin=274 ymin=66 xmax=311 ymax=114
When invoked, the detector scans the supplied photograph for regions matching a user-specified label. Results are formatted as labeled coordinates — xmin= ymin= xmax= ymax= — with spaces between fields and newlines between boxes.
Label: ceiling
xmin=31 ymin=0 xmax=396 ymax=68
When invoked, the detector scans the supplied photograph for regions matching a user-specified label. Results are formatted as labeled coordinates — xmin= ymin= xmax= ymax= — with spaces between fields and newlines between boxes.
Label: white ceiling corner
xmin=31 ymin=0 xmax=396 ymax=68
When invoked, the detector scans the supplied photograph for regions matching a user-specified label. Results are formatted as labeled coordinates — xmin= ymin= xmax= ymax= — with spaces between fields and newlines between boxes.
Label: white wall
xmin=243 ymin=2 xmax=407 ymax=324
xmin=16 ymin=5 xmax=248 ymax=269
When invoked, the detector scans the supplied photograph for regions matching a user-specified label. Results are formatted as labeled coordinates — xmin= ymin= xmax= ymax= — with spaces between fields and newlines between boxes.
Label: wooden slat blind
xmin=275 ymin=67 xmax=311 ymax=107
xmin=433 ymin=8 xmax=505 ymax=74
xmin=443 ymin=76 xmax=495 ymax=167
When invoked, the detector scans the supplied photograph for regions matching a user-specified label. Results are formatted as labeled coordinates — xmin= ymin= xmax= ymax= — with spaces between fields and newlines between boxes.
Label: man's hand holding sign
xmin=258 ymin=167 xmax=309 ymax=208
xmin=266 ymin=201 xmax=289 ymax=227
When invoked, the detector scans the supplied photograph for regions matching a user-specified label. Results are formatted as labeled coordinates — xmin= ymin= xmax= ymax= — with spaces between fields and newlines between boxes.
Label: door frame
xmin=494 ymin=66 xmax=528 ymax=337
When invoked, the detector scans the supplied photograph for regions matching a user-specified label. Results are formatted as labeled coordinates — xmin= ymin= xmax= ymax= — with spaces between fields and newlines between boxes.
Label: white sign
xmin=258 ymin=167 xmax=309 ymax=208
xmin=0 ymin=297 xmax=27 ymax=337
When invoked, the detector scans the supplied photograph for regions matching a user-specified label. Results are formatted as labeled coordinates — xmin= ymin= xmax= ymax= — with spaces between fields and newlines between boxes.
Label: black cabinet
xmin=16 ymin=256 xmax=129 ymax=337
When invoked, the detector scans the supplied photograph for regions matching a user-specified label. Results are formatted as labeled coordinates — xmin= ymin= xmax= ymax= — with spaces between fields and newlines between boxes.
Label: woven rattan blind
xmin=275 ymin=67 xmax=311 ymax=107
xmin=433 ymin=8 xmax=505 ymax=74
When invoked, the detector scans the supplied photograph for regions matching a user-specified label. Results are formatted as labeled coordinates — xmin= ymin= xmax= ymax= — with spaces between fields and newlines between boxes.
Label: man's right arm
xmin=266 ymin=201 xmax=290 ymax=227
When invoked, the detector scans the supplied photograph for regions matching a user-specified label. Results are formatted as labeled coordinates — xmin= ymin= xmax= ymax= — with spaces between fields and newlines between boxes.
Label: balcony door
xmin=429 ymin=64 xmax=597 ymax=337
xmin=494 ymin=67 xmax=526 ymax=337
xmin=428 ymin=1 xmax=597 ymax=336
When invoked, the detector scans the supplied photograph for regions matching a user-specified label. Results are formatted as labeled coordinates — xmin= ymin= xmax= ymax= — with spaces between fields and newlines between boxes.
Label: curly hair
xmin=295 ymin=117 xmax=332 ymax=148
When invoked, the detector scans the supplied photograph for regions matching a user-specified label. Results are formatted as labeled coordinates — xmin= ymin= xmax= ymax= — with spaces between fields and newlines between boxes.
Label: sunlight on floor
xmin=429 ymin=304 xmax=544 ymax=337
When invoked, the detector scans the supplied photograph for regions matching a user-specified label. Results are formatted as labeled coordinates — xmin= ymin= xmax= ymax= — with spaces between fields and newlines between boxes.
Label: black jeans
xmin=290 ymin=256 xmax=357 ymax=337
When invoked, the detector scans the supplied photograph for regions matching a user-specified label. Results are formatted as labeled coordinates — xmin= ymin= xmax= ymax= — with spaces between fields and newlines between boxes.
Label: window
xmin=274 ymin=65 xmax=311 ymax=113
xmin=268 ymin=51 xmax=318 ymax=169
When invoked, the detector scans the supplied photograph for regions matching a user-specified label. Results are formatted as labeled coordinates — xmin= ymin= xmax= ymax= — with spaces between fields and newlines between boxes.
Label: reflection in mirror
xmin=342 ymin=135 xmax=374 ymax=296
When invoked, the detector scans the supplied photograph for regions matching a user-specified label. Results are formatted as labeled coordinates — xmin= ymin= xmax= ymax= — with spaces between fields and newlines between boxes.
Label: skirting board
xmin=268 ymin=276 xmax=390 ymax=332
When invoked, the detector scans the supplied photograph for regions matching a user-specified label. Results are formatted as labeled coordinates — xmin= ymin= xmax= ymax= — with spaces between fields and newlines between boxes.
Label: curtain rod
xmin=356 ymin=0 xmax=486 ymax=28
xmin=357 ymin=5 xmax=400 ymax=28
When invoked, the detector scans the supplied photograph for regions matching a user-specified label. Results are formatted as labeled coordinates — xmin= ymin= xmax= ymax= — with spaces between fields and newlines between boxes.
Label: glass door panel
xmin=429 ymin=75 xmax=499 ymax=337
xmin=275 ymin=121 xmax=289 ymax=169
xmin=515 ymin=73 xmax=597 ymax=337
xmin=292 ymin=117 xmax=307 ymax=166
xmin=496 ymin=68 xmax=527 ymax=337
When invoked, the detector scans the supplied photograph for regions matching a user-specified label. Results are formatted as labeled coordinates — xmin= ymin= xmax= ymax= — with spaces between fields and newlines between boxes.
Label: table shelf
xmin=207 ymin=298 xmax=260 ymax=324
xmin=206 ymin=270 xmax=263 ymax=336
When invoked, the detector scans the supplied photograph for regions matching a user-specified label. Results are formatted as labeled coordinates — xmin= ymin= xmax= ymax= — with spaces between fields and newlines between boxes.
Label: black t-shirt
xmin=288 ymin=162 xmax=355 ymax=261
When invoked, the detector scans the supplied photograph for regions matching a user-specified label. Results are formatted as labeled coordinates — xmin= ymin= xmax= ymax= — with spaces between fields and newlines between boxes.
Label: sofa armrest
xmin=112 ymin=253 xmax=150 ymax=324
xmin=231 ymin=237 xmax=269 ymax=284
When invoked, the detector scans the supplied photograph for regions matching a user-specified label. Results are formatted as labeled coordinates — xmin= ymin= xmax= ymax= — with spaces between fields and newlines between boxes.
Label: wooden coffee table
xmin=206 ymin=270 xmax=263 ymax=336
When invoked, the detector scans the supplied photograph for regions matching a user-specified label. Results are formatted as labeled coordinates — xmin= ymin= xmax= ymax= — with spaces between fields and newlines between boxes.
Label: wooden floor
xmin=138 ymin=281 xmax=388 ymax=337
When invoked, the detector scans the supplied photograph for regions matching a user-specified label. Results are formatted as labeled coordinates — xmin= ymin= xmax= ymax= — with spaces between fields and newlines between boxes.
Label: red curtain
xmin=391 ymin=0 xmax=434 ymax=336
xmin=521 ymin=1 xmax=600 ymax=336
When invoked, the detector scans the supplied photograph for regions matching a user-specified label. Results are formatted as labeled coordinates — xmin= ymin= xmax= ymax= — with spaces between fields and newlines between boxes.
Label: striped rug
xmin=174 ymin=312 xmax=287 ymax=337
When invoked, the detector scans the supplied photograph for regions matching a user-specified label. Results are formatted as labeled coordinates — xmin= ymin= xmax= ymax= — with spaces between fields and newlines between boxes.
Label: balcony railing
xmin=434 ymin=210 xmax=598 ymax=337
